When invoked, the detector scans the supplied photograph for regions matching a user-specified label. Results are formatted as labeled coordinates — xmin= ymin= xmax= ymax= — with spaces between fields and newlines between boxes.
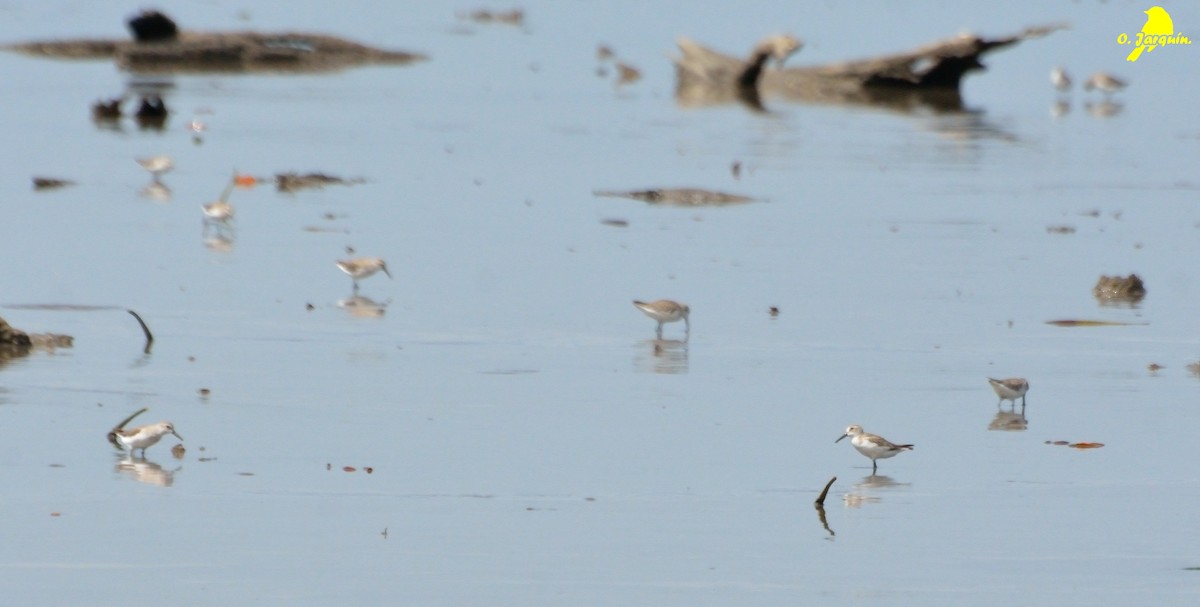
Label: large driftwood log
xmin=675 ymin=24 xmax=1065 ymax=111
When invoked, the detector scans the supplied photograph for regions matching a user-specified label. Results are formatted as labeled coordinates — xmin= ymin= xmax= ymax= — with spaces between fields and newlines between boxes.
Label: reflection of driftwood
xmin=276 ymin=172 xmax=365 ymax=193
xmin=594 ymin=188 xmax=755 ymax=207
xmin=1093 ymin=274 xmax=1146 ymax=305
xmin=6 ymin=31 xmax=426 ymax=74
xmin=675 ymin=24 xmax=1064 ymax=111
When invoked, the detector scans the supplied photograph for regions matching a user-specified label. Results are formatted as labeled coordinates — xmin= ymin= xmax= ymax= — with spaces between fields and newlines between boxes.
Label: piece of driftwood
xmin=0 ymin=315 xmax=73 ymax=369
xmin=675 ymin=24 xmax=1065 ymax=111
xmin=6 ymin=30 xmax=425 ymax=74
xmin=594 ymin=188 xmax=755 ymax=207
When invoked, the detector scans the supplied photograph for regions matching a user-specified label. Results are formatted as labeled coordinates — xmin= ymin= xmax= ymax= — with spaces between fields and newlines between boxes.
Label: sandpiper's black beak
xmin=835 ymin=434 xmax=848 ymax=443
xmin=172 ymin=430 xmax=184 ymax=441
xmin=382 ymin=265 xmax=392 ymax=279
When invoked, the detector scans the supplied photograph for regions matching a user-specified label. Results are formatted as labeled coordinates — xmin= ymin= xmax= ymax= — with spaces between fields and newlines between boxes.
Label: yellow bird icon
xmin=1127 ymin=6 xmax=1173 ymax=62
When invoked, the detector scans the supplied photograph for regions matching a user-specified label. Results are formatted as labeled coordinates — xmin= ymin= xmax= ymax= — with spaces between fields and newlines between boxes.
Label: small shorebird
xmin=136 ymin=155 xmax=173 ymax=181
xmin=836 ymin=425 xmax=913 ymax=474
xmin=987 ymin=377 xmax=1029 ymax=406
xmin=1083 ymin=72 xmax=1127 ymax=99
xmin=202 ymin=200 xmax=234 ymax=223
xmin=337 ymin=257 xmax=391 ymax=292
xmin=202 ymin=178 xmax=237 ymax=227
xmin=632 ymin=299 xmax=690 ymax=338
xmin=1050 ymin=66 xmax=1071 ymax=95
xmin=112 ymin=421 xmax=183 ymax=458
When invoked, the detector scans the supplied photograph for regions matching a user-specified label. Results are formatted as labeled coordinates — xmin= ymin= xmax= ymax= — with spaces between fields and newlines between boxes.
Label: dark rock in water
xmin=1093 ymin=274 xmax=1146 ymax=305
xmin=128 ymin=10 xmax=179 ymax=43
xmin=594 ymin=188 xmax=756 ymax=207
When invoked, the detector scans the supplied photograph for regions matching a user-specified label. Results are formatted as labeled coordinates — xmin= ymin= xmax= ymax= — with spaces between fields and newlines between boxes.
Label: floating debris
xmin=769 ymin=306 xmax=780 ymax=317
xmin=1093 ymin=273 xmax=1146 ymax=305
xmin=91 ymin=96 xmax=123 ymax=120
xmin=1187 ymin=362 xmax=1200 ymax=378
xmin=1045 ymin=440 xmax=1105 ymax=449
xmin=32 ymin=177 xmax=75 ymax=190
xmin=599 ymin=218 xmax=629 ymax=228
xmin=1045 ymin=225 xmax=1076 ymax=234
xmin=458 ymin=8 xmax=525 ymax=26
xmin=1147 ymin=363 xmax=1164 ymax=374
xmin=134 ymin=95 xmax=168 ymax=129
xmin=233 ymin=173 xmax=261 ymax=187
xmin=171 ymin=443 xmax=186 ymax=459
xmin=1044 ymin=319 xmax=1146 ymax=327
xmin=615 ymin=62 xmax=641 ymax=85
xmin=276 ymin=172 xmax=365 ymax=192
xmin=594 ymin=187 xmax=755 ymax=207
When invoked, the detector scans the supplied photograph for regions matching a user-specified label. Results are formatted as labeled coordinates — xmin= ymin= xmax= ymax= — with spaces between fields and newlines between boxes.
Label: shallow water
xmin=2 ymin=1 xmax=1199 ymax=605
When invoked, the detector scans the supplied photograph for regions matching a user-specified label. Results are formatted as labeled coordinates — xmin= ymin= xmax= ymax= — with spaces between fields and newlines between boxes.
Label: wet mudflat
xmin=1 ymin=1 xmax=1199 ymax=605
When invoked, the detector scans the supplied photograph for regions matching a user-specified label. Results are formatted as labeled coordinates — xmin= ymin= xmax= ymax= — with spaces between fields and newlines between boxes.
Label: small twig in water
xmin=127 ymin=309 xmax=154 ymax=353
xmin=814 ymin=476 xmax=837 ymax=506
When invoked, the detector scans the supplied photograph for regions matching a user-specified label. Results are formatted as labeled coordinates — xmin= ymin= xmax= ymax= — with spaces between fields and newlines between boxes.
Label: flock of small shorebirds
xmin=114 ymin=155 xmax=395 ymax=459
xmin=1050 ymin=66 xmax=1127 ymax=107
xmin=627 ymin=299 xmax=1031 ymax=475
xmin=117 ymin=62 xmax=1071 ymax=466
xmin=134 ymin=154 xmax=393 ymax=293
xmin=111 ymin=287 xmax=1031 ymax=472
xmin=118 ymin=161 xmax=1034 ymax=471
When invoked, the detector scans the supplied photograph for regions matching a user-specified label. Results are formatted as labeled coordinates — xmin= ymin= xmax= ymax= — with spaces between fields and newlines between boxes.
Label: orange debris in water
xmin=1068 ymin=442 xmax=1105 ymax=449
xmin=234 ymin=174 xmax=258 ymax=187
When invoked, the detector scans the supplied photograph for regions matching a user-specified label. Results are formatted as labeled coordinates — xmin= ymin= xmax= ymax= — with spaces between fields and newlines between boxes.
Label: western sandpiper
xmin=337 ymin=257 xmax=391 ymax=291
xmin=987 ymin=377 xmax=1029 ymax=406
xmin=136 ymin=155 xmax=173 ymax=181
xmin=1083 ymin=72 xmax=1127 ymax=98
xmin=836 ymin=425 xmax=913 ymax=474
xmin=632 ymin=299 xmax=690 ymax=338
xmin=112 ymin=421 xmax=182 ymax=458
xmin=202 ymin=201 xmax=234 ymax=223
xmin=1050 ymin=66 xmax=1071 ymax=95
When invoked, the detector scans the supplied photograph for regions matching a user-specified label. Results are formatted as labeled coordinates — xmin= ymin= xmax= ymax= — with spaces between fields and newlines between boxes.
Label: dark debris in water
xmin=1045 ymin=440 xmax=1105 ymax=449
xmin=1044 ymin=319 xmax=1145 ymax=327
xmin=276 ymin=172 xmax=365 ymax=193
xmin=32 ymin=177 xmax=76 ymax=190
xmin=594 ymin=187 xmax=756 ymax=207
xmin=1093 ymin=273 xmax=1146 ymax=305
xmin=458 ymin=8 xmax=525 ymax=26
